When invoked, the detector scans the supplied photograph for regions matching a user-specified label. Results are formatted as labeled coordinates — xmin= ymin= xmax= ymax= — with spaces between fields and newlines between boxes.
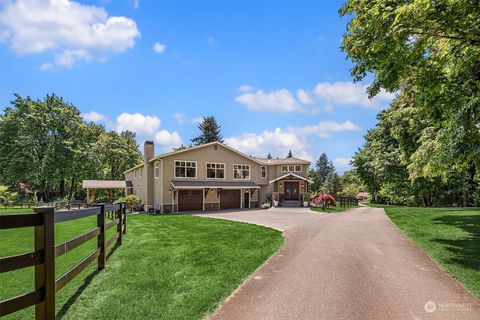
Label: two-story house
xmin=124 ymin=141 xmax=312 ymax=212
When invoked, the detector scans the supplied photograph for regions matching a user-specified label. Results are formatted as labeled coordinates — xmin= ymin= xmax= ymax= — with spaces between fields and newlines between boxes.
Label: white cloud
xmin=0 ymin=0 xmax=140 ymax=69
xmin=334 ymin=158 xmax=352 ymax=173
xmin=152 ymin=41 xmax=165 ymax=54
xmin=173 ymin=113 xmax=202 ymax=125
xmin=235 ymin=89 xmax=302 ymax=112
xmin=82 ymin=111 xmax=105 ymax=122
xmin=225 ymin=120 xmax=359 ymax=162
xmin=238 ymin=85 xmax=253 ymax=92
xmin=225 ymin=128 xmax=310 ymax=160
xmin=313 ymin=81 xmax=395 ymax=109
xmin=155 ymin=130 xmax=182 ymax=147
xmin=292 ymin=120 xmax=359 ymax=138
xmin=296 ymin=89 xmax=313 ymax=105
xmin=115 ymin=112 xmax=161 ymax=136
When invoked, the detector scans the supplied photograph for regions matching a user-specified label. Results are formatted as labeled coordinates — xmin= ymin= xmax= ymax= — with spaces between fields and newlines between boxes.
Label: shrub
xmin=314 ymin=194 xmax=336 ymax=207
xmin=125 ymin=195 xmax=141 ymax=212
xmin=261 ymin=202 xmax=271 ymax=209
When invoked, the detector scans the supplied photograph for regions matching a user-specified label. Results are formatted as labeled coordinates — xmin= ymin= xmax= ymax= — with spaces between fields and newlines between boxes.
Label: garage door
xmin=178 ymin=190 xmax=203 ymax=211
xmin=220 ymin=190 xmax=241 ymax=209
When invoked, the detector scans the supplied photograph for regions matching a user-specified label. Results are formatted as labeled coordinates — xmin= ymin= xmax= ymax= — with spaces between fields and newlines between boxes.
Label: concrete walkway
xmin=196 ymin=207 xmax=480 ymax=320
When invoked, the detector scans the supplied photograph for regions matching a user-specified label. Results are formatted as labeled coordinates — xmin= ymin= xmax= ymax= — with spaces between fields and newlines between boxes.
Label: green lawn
xmin=310 ymin=205 xmax=358 ymax=213
xmin=0 ymin=210 xmax=283 ymax=319
xmin=372 ymin=205 xmax=480 ymax=299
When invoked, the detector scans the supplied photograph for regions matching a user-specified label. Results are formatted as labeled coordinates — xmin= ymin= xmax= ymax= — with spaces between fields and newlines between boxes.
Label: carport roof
xmin=171 ymin=181 xmax=260 ymax=189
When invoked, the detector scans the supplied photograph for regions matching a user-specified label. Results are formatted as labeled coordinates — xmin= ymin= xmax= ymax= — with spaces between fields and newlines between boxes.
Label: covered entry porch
xmin=270 ymin=173 xmax=312 ymax=207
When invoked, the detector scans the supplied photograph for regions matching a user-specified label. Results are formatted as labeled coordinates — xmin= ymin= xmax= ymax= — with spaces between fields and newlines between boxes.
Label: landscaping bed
xmin=0 ymin=211 xmax=283 ymax=319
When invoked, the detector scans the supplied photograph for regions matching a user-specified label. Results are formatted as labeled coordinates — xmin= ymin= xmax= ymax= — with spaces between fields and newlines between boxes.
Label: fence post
xmin=117 ymin=203 xmax=123 ymax=245
xmin=34 ymin=206 xmax=55 ymax=320
xmin=122 ymin=203 xmax=127 ymax=235
xmin=97 ymin=204 xmax=106 ymax=270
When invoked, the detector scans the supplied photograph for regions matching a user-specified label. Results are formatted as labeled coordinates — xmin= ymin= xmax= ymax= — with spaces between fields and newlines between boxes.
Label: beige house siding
xmin=125 ymin=141 xmax=311 ymax=211
xmin=156 ymin=143 xmax=265 ymax=209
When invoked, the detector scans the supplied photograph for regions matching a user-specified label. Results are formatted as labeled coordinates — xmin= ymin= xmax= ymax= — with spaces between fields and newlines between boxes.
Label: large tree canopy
xmin=0 ymin=94 xmax=142 ymax=201
xmin=341 ymin=0 xmax=480 ymax=206
xmin=340 ymin=0 xmax=480 ymax=178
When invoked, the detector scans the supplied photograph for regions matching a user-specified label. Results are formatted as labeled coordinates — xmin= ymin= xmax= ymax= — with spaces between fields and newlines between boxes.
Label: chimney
xmin=144 ymin=141 xmax=154 ymax=162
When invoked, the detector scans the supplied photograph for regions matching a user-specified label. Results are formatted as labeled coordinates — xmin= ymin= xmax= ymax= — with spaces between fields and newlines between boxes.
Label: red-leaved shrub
xmin=314 ymin=194 xmax=336 ymax=206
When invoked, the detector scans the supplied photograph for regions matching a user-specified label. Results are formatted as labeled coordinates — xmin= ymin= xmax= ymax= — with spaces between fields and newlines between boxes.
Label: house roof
xmin=148 ymin=141 xmax=265 ymax=165
xmin=123 ymin=163 xmax=144 ymax=174
xmin=269 ymin=173 xmax=313 ymax=184
xmin=256 ymin=157 xmax=311 ymax=165
xmin=170 ymin=180 xmax=260 ymax=189
xmin=82 ymin=180 xmax=131 ymax=189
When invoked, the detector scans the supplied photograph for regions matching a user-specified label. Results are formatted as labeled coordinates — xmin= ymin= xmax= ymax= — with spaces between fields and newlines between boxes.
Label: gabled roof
xmin=148 ymin=141 xmax=264 ymax=165
xmin=123 ymin=163 xmax=144 ymax=174
xmin=256 ymin=157 xmax=311 ymax=165
xmin=269 ymin=173 xmax=313 ymax=184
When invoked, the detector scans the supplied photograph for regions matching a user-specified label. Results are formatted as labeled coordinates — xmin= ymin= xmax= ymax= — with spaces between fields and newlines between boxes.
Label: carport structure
xmin=82 ymin=180 xmax=133 ymax=205
xmin=169 ymin=181 xmax=260 ymax=212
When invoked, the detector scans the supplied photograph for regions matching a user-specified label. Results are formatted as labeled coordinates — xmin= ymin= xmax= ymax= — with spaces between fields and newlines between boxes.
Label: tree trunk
xmin=68 ymin=178 xmax=75 ymax=200
xmin=59 ymin=179 xmax=65 ymax=198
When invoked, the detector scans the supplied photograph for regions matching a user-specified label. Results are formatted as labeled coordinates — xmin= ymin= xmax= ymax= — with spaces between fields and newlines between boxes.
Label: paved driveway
xmin=195 ymin=207 xmax=480 ymax=320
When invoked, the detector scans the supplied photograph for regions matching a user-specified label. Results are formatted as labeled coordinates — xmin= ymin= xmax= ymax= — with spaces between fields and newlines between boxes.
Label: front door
xmin=284 ymin=182 xmax=299 ymax=200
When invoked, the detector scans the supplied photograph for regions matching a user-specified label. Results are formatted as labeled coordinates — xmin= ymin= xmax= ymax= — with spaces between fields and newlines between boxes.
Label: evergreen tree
xmin=191 ymin=116 xmax=223 ymax=146
xmin=287 ymin=150 xmax=293 ymax=158
xmin=323 ymin=172 xmax=342 ymax=198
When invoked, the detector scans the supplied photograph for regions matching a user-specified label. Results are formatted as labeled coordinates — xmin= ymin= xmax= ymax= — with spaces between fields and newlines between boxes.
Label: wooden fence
xmin=339 ymin=197 xmax=359 ymax=207
xmin=0 ymin=203 xmax=126 ymax=319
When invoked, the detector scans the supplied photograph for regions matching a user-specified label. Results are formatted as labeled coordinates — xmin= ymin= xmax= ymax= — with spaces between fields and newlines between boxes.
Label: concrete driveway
xmin=195 ymin=207 xmax=480 ymax=320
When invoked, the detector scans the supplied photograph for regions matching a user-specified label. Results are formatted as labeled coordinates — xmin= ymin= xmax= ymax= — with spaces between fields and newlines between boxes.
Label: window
xmin=261 ymin=166 xmax=266 ymax=178
xmin=154 ymin=162 xmax=160 ymax=178
xmin=234 ymin=164 xmax=250 ymax=180
xmin=206 ymin=163 xmax=225 ymax=179
xmin=282 ymin=165 xmax=302 ymax=172
xmin=175 ymin=160 xmax=197 ymax=178
xmin=133 ymin=170 xmax=137 ymax=179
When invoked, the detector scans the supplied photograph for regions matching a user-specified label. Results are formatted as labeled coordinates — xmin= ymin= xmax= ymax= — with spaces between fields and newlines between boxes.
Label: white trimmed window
xmin=234 ymin=164 xmax=250 ymax=180
xmin=175 ymin=160 xmax=197 ymax=178
xmin=261 ymin=166 xmax=267 ymax=178
xmin=281 ymin=165 xmax=302 ymax=172
xmin=154 ymin=162 xmax=160 ymax=178
xmin=206 ymin=163 xmax=225 ymax=179
xmin=133 ymin=170 xmax=137 ymax=179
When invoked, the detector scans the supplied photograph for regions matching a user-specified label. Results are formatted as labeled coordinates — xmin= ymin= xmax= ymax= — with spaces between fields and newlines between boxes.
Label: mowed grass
xmin=310 ymin=205 xmax=358 ymax=213
xmin=0 ymin=210 xmax=283 ymax=319
xmin=374 ymin=205 xmax=480 ymax=299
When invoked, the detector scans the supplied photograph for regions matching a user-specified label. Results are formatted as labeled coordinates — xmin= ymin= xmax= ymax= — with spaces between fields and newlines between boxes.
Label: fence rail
xmin=0 ymin=203 xmax=126 ymax=319
xmin=339 ymin=197 xmax=359 ymax=207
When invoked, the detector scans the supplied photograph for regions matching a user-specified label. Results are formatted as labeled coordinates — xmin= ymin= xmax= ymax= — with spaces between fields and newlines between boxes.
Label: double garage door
xmin=178 ymin=189 xmax=241 ymax=211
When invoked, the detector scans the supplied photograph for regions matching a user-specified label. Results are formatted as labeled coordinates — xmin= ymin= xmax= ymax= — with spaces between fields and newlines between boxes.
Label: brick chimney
xmin=144 ymin=141 xmax=154 ymax=162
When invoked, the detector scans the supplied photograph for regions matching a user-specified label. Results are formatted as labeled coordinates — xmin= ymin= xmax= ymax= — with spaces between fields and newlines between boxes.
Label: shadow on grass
xmin=432 ymin=214 xmax=480 ymax=271
xmin=57 ymin=244 xmax=120 ymax=319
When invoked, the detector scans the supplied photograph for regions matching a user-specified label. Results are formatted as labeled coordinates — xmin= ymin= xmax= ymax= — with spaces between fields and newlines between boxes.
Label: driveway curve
xmin=196 ymin=207 xmax=480 ymax=320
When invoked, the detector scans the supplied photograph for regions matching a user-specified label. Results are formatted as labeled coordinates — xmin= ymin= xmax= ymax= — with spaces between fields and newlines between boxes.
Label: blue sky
xmin=0 ymin=0 xmax=393 ymax=173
